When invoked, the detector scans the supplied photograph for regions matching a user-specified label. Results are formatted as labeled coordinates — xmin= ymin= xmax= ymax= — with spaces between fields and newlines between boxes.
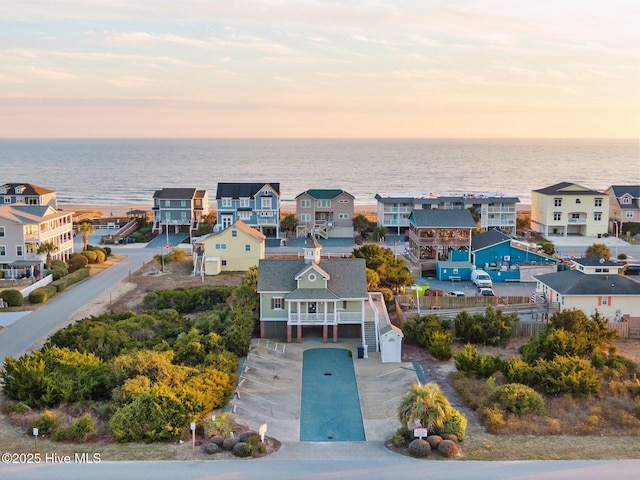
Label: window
xmin=300 ymin=213 xmax=311 ymax=222
xmin=16 ymin=245 xmax=23 ymax=256
xmin=553 ymin=212 xmax=561 ymax=221
xmin=575 ymin=198 xmax=581 ymax=204
xmin=221 ymin=259 xmax=227 ymax=266
xmin=0 ymin=226 xmax=4 ymax=237
xmin=221 ymin=198 xmax=232 ymax=208
xmin=232 ymin=229 xmax=238 ymax=237
xmin=0 ymin=245 xmax=5 ymax=256
xmin=239 ymin=198 xmax=250 ymax=208
xmin=245 ymin=244 xmax=251 ymax=252
xmin=3 ymin=197 xmax=10 ymax=204
xmin=261 ymin=197 xmax=272 ymax=209
xmin=571 ymin=213 xmax=580 ymax=219
xmin=300 ymin=199 xmax=311 ymax=208
xmin=627 ymin=211 xmax=634 ymax=218
xmin=308 ymin=302 xmax=317 ymax=314
xmin=215 ymin=243 xmax=227 ymax=250
xmin=164 ymin=200 xmax=170 ymax=207
xmin=622 ymin=196 xmax=631 ymax=205
xmin=308 ymin=273 xmax=317 ymax=282
xmin=554 ymin=198 xmax=562 ymax=207
xmin=316 ymin=200 xmax=330 ymax=208
xmin=239 ymin=211 xmax=251 ymax=220
xmin=271 ymin=297 xmax=283 ymax=310
xmin=594 ymin=212 xmax=602 ymax=221
xmin=339 ymin=199 xmax=349 ymax=204
xmin=338 ymin=213 xmax=349 ymax=219
xmin=594 ymin=198 xmax=603 ymax=207
xmin=181 ymin=200 xmax=186 ymax=207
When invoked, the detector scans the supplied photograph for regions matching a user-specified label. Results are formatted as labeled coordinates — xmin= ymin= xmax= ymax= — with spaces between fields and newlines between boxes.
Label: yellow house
xmin=531 ymin=182 xmax=609 ymax=237
xmin=193 ymin=220 xmax=265 ymax=276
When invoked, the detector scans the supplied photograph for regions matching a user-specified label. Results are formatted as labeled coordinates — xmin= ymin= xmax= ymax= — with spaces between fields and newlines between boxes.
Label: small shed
xmin=436 ymin=261 xmax=473 ymax=282
xmin=379 ymin=324 xmax=403 ymax=363
xmin=204 ymin=257 xmax=222 ymax=276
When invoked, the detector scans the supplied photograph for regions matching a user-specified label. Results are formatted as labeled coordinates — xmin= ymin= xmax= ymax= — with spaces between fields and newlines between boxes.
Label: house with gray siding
xmin=152 ymin=187 xmax=209 ymax=234
xmin=0 ymin=183 xmax=58 ymax=209
xmin=295 ymin=189 xmax=355 ymax=239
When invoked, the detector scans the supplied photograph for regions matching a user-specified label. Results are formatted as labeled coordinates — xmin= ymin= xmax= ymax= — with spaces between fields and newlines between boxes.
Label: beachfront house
xmin=192 ymin=220 xmax=265 ymax=276
xmin=406 ymin=209 xmax=475 ymax=276
xmin=534 ymin=257 xmax=640 ymax=330
xmin=215 ymin=182 xmax=280 ymax=238
xmin=604 ymin=185 xmax=640 ymax=236
xmin=531 ymin=182 xmax=609 ymax=238
xmin=375 ymin=191 xmax=519 ymax=235
xmin=0 ymin=183 xmax=58 ymax=209
xmin=0 ymin=204 xmax=74 ymax=279
xmin=295 ymin=189 xmax=355 ymax=239
xmin=151 ymin=187 xmax=209 ymax=235
xmin=471 ymin=229 xmax=558 ymax=283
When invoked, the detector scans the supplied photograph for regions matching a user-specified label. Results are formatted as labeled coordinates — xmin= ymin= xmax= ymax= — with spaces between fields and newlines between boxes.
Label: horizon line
xmin=1 ymin=136 xmax=638 ymax=141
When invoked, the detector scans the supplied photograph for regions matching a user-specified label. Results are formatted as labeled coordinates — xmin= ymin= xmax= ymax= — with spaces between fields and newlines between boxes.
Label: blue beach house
xmin=215 ymin=182 xmax=280 ymax=238
xmin=471 ymin=230 xmax=558 ymax=283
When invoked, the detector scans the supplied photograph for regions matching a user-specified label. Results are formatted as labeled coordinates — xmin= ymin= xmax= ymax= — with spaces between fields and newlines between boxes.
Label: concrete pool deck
xmin=231 ymin=340 xmax=420 ymax=444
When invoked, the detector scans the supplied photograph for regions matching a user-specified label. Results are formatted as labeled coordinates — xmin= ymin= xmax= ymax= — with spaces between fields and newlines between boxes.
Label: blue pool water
xmin=300 ymin=348 xmax=365 ymax=442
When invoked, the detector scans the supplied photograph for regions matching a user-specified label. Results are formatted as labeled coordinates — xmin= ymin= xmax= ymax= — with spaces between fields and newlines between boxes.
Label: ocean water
xmin=1 ymin=138 xmax=637 ymax=209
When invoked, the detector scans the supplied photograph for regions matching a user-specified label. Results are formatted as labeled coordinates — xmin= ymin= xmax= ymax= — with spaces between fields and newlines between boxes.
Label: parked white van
xmin=471 ymin=269 xmax=492 ymax=288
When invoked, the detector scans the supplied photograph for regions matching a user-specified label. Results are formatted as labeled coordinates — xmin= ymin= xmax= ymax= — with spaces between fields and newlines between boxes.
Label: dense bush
xmin=0 ymin=289 xmax=24 ymax=307
xmin=489 ymin=383 xmax=545 ymax=415
xmin=231 ymin=442 xmax=253 ymax=457
xmin=67 ymin=254 xmax=89 ymax=272
xmin=203 ymin=442 xmax=220 ymax=454
xmin=432 ymin=409 xmax=468 ymax=441
xmin=428 ymin=331 xmax=453 ymax=360
xmin=407 ymin=438 xmax=431 ymax=457
xmin=80 ymin=250 xmax=98 ymax=263
xmin=31 ymin=410 xmax=63 ymax=435
xmin=28 ymin=285 xmax=57 ymax=304
xmin=503 ymin=355 xmax=601 ymax=397
xmin=53 ymin=414 xmax=96 ymax=442
xmin=426 ymin=435 xmax=442 ymax=450
xmin=454 ymin=307 xmax=517 ymax=347
xmin=402 ymin=314 xmax=452 ymax=360
xmin=454 ymin=344 xmax=503 ymax=378
xmin=142 ymin=286 xmax=234 ymax=313
xmin=50 ymin=268 xmax=90 ymax=292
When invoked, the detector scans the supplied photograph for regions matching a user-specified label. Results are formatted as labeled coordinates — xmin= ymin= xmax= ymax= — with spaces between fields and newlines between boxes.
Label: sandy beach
xmin=58 ymin=202 xmax=378 ymax=219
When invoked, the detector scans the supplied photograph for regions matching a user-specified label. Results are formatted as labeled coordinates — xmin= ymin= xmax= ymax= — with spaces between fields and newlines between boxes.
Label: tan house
xmin=604 ymin=185 xmax=640 ymax=235
xmin=531 ymin=182 xmax=609 ymax=237
xmin=295 ymin=189 xmax=355 ymax=239
xmin=0 ymin=204 xmax=74 ymax=278
xmin=192 ymin=220 xmax=265 ymax=276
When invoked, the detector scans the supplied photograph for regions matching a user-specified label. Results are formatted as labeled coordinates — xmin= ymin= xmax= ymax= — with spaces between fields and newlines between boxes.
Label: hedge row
xmin=50 ymin=268 xmax=90 ymax=292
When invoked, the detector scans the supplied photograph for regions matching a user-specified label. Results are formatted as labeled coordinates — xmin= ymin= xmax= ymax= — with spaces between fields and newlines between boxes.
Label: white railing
xmin=289 ymin=313 xmax=336 ymax=323
xmin=383 ymin=206 xmax=412 ymax=213
xmin=486 ymin=206 xmax=517 ymax=213
xmin=338 ymin=311 xmax=363 ymax=323
xmin=257 ymin=217 xmax=277 ymax=225
xmin=567 ymin=218 xmax=587 ymax=224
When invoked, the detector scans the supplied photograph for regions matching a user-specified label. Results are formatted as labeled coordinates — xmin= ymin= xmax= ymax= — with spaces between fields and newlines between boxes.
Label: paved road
xmin=0 ymin=243 xmax=154 ymax=362
xmin=1 ymin=454 xmax=638 ymax=480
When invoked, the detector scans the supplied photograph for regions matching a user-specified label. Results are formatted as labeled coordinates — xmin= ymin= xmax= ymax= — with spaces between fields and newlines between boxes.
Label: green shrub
xmin=28 ymin=288 xmax=49 ymax=304
xmin=454 ymin=307 xmax=517 ymax=347
xmin=203 ymin=442 xmax=220 ymax=454
xmin=454 ymin=344 xmax=503 ymax=378
xmin=54 ymin=414 xmax=96 ymax=442
xmin=426 ymin=435 xmax=442 ymax=450
xmin=489 ymin=383 xmax=545 ymax=415
xmin=206 ymin=413 xmax=236 ymax=438
xmin=50 ymin=268 xmax=67 ymax=281
xmin=222 ymin=437 xmax=237 ymax=450
xmin=81 ymin=251 xmax=98 ymax=263
xmin=390 ymin=427 xmax=410 ymax=448
xmin=92 ymin=250 xmax=106 ymax=263
xmin=50 ymin=260 xmax=67 ymax=271
xmin=31 ymin=410 xmax=63 ymax=435
xmin=231 ymin=441 xmax=253 ymax=457
xmin=427 ymin=331 xmax=452 ymax=360
xmin=433 ymin=409 xmax=468 ymax=441
xmin=0 ymin=289 xmax=24 ymax=307
xmin=67 ymin=255 xmax=89 ymax=271
xmin=51 ymin=268 xmax=90 ymax=292
xmin=142 ymin=286 xmax=234 ymax=313
xmin=407 ymin=438 xmax=431 ymax=457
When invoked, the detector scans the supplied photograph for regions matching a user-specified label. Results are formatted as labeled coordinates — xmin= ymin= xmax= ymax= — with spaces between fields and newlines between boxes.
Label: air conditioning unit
xmin=503 ymin=255 xmax=510 ymax=261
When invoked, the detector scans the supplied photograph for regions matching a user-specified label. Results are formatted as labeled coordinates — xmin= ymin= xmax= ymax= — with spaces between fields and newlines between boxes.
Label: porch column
xmin=333 ymin=324 xmax=338 ymax=343
xmin=260 ymin=321 xmax=265 ymax=339
xmin=297 ymin=325 xmax=302 ymax=343
xmin=286 ymin=324 xmax=292 ymax=343
xmin=323 ymin=325 xmax=328 ymax=343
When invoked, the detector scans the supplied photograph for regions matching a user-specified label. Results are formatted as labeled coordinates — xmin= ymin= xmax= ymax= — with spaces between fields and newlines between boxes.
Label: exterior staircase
xmin=363 ymin=320 xmax=378 ymax=352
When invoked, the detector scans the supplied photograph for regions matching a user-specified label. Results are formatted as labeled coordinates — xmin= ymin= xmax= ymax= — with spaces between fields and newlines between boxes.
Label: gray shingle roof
xmin=153 ymin=188 xmax=198 ymax=199
xmin=285 ymin=289 xmax=341 ymax=300
xmin=573 ymin=256 xmax=623 ymax=268
xmin=533 ymin=182 xmax=603 ymax=196
xmin=297 ymin=189 xmax=353 ymax=200
xmin=471 ymin=229 xmax=511 ymax=251
xmin=534 ymin=270 xmax=640 ymax=295
xmin=257 ymin=258 xmax=368 ymax=299
xmin=409 ymin=209 xmax=476 ymax=228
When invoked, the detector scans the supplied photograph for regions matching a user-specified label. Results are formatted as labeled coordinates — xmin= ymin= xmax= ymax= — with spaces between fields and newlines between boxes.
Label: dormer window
xmin=622 ymin=196 xmax=631 ymax=205
xmin=15 ymin=187 xmax=23 ymax=194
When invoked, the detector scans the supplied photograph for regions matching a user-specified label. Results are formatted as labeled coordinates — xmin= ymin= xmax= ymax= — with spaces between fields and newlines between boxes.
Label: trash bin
xmin=357 ymin=347 xmax=364 ymax=359
xmin=597 ymin=233 xmax=602 ymax=238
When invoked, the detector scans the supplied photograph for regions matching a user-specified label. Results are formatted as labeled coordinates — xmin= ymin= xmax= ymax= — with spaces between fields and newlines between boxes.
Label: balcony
xmin=383 ymin=206 xmax=412 ymax=214
xmin=257 ymin=217 xmax=278 ymax=225
xmin=288 ymin=311 xmax=363 ymax=325
xmin=485 ymin=206 xmax=517 ymax=214
xmin=567 ymin=217 xmax=587 ymax=225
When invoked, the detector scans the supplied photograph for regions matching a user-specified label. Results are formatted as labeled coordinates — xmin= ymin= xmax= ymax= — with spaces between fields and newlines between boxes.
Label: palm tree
xmin=397 ymin=383 xmax=451 ymax=432
xmin=37 ymin=241 xmax=58 ymax=270
xmin=76 ymin=221 xmax=96 ymax=251
xmin=280 ymin=213 xmax=297 ymax=238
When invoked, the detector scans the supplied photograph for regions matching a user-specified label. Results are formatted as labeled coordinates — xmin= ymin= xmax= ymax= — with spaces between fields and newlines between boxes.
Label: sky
xmin=0 ymin=1 xmax=638 ymax=138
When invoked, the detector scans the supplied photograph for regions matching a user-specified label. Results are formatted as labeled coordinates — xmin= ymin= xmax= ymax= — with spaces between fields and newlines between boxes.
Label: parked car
xmin=476 ymin=288 xmax=495 ymax=297
xmin=446 ymin=291 xmax=465 ymax=297
xmin=471 ymin=269 xmax=493 ymax=288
